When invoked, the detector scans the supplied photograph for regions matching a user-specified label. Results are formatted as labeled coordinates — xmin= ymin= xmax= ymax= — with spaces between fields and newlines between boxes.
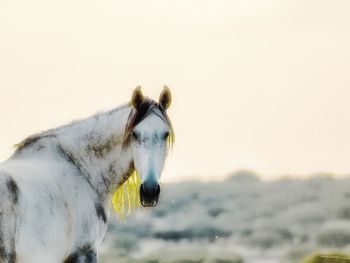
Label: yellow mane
xmin=112 ymin=170 xmax=141 ymax=218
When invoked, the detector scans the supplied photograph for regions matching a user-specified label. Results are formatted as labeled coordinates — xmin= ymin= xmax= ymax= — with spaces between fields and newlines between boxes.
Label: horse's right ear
xmin=131 ymin=86 xmax=144 ymax=110
xmin=159 ymin=85 xmax=172 ymax=110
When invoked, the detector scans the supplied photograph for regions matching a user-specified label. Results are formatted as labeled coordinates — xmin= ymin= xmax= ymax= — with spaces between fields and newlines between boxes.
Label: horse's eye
xmin=163 ymin=132 xmax=170 ymax=140
xmin=132 ymin=131 xmax=140 ymax=141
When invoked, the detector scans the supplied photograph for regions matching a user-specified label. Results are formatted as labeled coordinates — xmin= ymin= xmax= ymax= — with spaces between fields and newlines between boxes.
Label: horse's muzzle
xmin=140 ymin=183 xmax=160 ymax=207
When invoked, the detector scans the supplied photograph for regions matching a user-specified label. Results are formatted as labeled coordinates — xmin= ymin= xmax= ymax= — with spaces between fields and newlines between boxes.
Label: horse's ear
xmin=159 ymin=85 xmax=172 ymax=110
xmin=131 ymin=86 xmax=144 ymax=110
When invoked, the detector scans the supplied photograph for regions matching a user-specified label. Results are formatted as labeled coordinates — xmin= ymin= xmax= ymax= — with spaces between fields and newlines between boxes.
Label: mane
xmin=112 ymin=98 xmax=175 ymax=217
xmin=112 ymin=170 xmax=141 ymax=217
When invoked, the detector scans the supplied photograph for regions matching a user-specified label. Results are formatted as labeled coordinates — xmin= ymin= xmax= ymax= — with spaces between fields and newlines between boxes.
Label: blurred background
xmin=1 ymin=0 xmax=350 ymax=262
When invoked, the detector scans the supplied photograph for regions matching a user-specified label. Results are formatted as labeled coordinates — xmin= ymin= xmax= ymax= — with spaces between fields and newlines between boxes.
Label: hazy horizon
xmin=1 ymin=0 xmax=350 ymax=181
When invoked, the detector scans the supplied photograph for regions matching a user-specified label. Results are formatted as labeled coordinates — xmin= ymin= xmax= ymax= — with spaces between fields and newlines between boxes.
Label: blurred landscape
xmin=100 ymin=171 xmax=350 ymax=263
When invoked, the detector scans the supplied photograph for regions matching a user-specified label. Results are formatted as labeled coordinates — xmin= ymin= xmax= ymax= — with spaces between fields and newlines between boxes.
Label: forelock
xmin=122 ymin=98 xmax=174 ymax=148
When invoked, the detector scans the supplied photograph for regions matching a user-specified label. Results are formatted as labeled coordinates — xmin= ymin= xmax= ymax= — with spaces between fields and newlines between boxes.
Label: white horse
xmin=0 ymin=86 xmax=174 ymax=263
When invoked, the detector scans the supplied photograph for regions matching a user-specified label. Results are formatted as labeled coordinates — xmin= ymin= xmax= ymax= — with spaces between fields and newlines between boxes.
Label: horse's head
xmin=123 ymin=86 xmax=174 ymax=207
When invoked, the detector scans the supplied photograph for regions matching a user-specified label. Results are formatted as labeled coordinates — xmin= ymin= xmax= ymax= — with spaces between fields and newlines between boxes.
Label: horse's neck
xmin=14 ymin=104 xmax=134 ymax=199
xmin=60 ymin=104 xmax=134 ymax=189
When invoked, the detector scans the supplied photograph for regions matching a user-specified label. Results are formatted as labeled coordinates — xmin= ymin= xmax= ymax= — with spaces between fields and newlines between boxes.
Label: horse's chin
xmin=141 ymin=199 xmax=158 ymax=207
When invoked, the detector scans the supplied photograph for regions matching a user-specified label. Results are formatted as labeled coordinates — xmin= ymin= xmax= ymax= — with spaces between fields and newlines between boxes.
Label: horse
xmin=0 ymin=86 xmax=174 ymax=263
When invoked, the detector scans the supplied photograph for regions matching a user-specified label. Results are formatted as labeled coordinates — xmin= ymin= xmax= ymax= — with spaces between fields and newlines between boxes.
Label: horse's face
xmin=132 ymin=112 xmax=170 ymax=207
xmin=128 ymin=86 xmax=173 ymax=207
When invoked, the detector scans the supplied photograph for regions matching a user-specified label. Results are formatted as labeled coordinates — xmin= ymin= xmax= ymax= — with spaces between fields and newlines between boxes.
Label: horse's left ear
xmin=131 ymin=86 xmax=144 ymax=110
xmin=159 ymin=85 xmax=172 ymax=110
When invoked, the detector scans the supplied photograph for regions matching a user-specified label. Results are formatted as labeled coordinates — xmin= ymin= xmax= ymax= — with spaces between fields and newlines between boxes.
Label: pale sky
xmin=0 ymin=0 xmax=350 ymax=181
